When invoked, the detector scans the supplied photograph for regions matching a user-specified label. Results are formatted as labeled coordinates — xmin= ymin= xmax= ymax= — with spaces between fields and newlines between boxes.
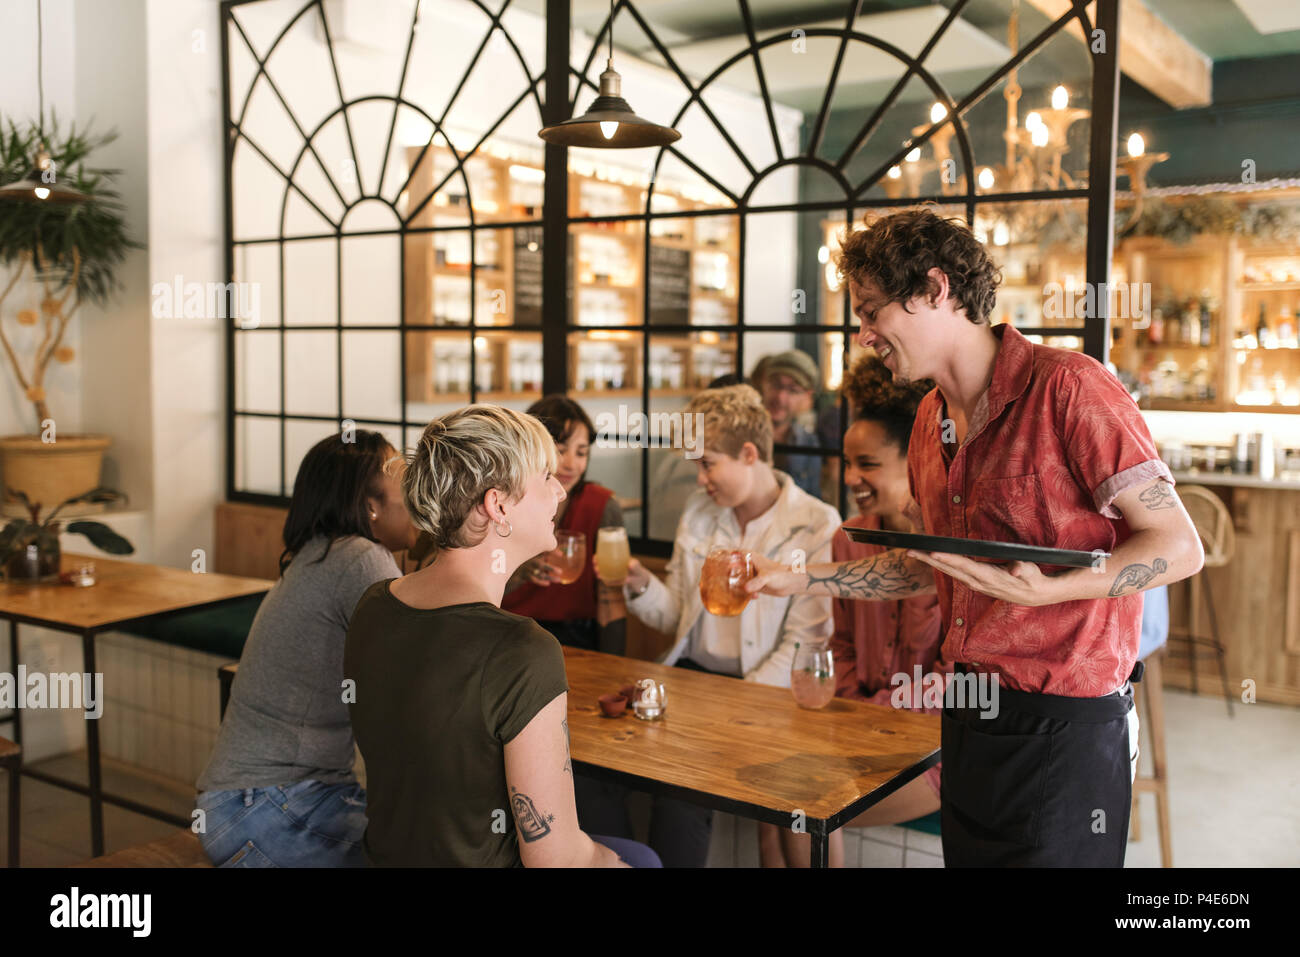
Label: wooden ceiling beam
xmin=1025 ymin=0 xmax=1212 ymax=108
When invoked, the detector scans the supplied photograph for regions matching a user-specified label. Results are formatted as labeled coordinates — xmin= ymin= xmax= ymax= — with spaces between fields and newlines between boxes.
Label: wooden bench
xmin=74 ymin=829 xmax=212 ymax=868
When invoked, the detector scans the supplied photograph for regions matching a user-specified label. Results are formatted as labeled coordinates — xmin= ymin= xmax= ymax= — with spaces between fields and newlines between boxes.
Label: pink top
xmin=831 ymin=512 xmax=947 ymax=797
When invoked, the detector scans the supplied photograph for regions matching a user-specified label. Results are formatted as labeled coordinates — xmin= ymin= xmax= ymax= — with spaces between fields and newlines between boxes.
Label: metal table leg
xmin=810 ymin=821 xmax=829 ymax=868
xmin=7 ymin=621 xmax=20 ymax=745
xmin=82 ymin=630 xmax=104 ymax=858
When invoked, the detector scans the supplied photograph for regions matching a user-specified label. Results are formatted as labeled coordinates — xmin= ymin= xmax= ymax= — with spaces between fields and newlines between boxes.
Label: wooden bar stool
xmin=1168 ymin=485 xmax=1234 ymax=717
xmin=1130 ymin=649 xmax=1172 ymax=867
xmin=0 ymin=735 xmax=20 ymax=867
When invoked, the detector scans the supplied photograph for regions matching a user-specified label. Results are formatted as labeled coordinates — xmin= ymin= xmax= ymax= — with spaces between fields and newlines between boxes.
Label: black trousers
xmin=940 ymin=670 xmax=1136 ymax=867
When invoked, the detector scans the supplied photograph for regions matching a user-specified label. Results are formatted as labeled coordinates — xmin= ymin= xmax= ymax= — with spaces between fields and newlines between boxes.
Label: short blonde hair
xmin=684 ymin=384 xmax=773 ymax=463
xmin=403 ymin=404 xmax=558 ymax=550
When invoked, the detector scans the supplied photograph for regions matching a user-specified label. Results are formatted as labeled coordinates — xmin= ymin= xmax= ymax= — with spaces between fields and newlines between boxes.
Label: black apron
xmin=940 ymin=663 xmax=1139 ymax=867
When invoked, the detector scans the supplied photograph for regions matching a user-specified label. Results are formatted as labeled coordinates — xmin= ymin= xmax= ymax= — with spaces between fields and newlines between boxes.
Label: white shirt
xmin=685 ymin=502 xmax=778 ymax=674
xmin=626 ymin=470 xmax=838 ymax=687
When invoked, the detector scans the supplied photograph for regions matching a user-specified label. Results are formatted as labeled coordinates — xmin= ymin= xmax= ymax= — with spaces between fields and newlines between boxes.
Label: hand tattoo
xmin=1108 ymin=557 xmax=1168 ymax=596
xmin=806 ymin=549 xmax=929 ymax=600
xmin=1138 ymin=483 xmax=1176 ymax=510
xmin=510 ymin=786 xmax=554 ymax=842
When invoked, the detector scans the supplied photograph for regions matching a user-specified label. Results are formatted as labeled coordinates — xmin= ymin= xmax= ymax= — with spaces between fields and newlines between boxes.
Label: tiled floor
xmin=2 ymin=688 xmax=1296 ymax=867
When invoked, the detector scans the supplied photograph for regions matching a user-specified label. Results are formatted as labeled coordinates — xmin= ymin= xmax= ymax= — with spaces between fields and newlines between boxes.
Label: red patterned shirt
xmin=907 ymin=324 xmax=1172 ymax=697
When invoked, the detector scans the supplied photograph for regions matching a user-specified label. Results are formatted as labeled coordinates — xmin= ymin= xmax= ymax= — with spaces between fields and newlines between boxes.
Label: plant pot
xmin=3 ymin=537 xmax=61 ymax=584
xmin=0 ymin=433 xmax=111 ymax=517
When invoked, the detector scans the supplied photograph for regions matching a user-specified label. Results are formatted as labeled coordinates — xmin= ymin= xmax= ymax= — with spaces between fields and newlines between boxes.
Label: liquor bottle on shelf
xmin=1257 ymin=302 xmax=1274 ymax=349
xmin=1149 ymin=305 xmax=1164 ymax=345
xmin=1278 ymin=305 xmax=1297 ymax=349
xmin=1178 ymin=296 xmax=1195 ymax=345
xmin=1198 ymin=291 xmax=1213 ymax=347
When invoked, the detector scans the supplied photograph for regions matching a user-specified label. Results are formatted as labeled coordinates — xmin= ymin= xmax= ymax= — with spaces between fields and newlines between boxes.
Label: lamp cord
xmin=608 ymin=0 xmax=613 ymax=64
xmin=37 ymin=0 xmax=44 ymax=134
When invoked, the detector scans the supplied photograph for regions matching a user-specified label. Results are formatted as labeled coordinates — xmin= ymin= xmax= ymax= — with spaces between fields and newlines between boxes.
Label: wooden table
xmin=0 ymin=552 xmax=271 ymax=856
xmin=562 ymin=647 xmax=941 ymax=867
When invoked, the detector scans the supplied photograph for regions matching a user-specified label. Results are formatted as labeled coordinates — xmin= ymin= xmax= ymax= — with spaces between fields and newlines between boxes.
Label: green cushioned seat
xmin=900 ymin=810 xmax=942 ymax=836
xmin=118 ymin=594 xmax=265 ymax=660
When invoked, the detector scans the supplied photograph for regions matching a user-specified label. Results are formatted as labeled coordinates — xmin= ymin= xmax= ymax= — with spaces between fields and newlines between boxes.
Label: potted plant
xmin=0 ymin=114 xmax=137 ymax=517
xmin=0 ymin=486 xmax=132 ymax=583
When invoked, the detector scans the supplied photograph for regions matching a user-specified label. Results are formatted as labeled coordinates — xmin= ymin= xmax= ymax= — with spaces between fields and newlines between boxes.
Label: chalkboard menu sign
xmin=512 ymin=227 xmax=573 ymax=326
xmin=649 ymin=242 xmax=691 ymax=326
xmin=512 ymin=227 xmax=544 ymax=327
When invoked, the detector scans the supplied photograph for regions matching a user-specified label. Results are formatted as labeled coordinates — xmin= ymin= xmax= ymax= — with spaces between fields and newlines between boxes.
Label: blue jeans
xmin=195 ymin=779 xmax=368 ymax=868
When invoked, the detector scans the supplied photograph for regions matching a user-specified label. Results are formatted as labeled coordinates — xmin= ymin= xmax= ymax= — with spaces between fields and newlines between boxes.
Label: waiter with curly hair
xmin=750 ymin=208 xmax=1204 ymax=866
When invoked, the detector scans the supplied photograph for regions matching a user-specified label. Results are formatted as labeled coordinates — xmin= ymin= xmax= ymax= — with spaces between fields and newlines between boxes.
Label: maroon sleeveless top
xmin=502 ymin=481 xmax=614 ymax=622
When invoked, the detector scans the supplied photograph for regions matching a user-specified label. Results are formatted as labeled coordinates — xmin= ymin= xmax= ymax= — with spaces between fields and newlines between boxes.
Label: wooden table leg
xmin=1146 ymin=651 xmax=1173 ymax=868
xmin=82 ymin=630 xmax=105 ymax=858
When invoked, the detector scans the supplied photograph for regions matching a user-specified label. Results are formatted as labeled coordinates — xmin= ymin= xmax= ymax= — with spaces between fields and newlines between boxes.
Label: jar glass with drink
xmin=547 ymin=530 xmax=586 ymax=585
xmin=595 ymin=526 xmax=630 ymax=583
xmin=790 ymin=641 xmax=835 ymax=709
xmin=699 ymin=547 xmax=753 ymax=617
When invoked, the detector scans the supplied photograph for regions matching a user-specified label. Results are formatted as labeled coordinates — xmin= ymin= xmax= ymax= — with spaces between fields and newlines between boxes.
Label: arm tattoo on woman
xmin=562 ymin=718 xmax=572 ymax=775
xmin=806 ymin=550 xmax=927 ymax=600
xmin=1108 ymin=557 xmax=1168 ymax=596
xmin=1138 ymin=483 xmax=1176 ymax=510
xmin=510 ymin=786 xmax=554 ymax=842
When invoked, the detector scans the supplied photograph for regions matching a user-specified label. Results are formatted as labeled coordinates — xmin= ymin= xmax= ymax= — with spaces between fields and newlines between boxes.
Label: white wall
xmin=75 ymin=0 xmax=155 ymax=518
xmin=146 ymin=0 xmax=225 ymax=569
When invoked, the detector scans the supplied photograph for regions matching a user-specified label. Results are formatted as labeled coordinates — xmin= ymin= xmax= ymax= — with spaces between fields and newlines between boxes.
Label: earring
xmin=494 ymin=519 xmax=512 ymax=538
xmin=370 ymin=512 xmax=377 ymax=520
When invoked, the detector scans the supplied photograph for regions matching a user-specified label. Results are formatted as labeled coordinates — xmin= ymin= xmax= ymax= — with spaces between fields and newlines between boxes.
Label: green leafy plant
xmin=0 ymin=113 xmax=139 ymax=428
xmin=0 ymin=486 xmax=134 ymax=578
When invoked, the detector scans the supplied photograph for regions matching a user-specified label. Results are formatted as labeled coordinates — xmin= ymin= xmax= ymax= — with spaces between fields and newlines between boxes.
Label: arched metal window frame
xmin=224 ymin=0 xmax=1121 ymax=553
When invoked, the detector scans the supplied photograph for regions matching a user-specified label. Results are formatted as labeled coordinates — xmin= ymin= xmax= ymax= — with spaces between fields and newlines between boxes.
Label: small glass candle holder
xmin=632 ymin=678 xmax=666 ymax=721
xmin=70 ymin=561 xmax=97 ymax=587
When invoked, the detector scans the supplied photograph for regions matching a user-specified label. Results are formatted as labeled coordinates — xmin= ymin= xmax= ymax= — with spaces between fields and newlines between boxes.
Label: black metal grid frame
xmin=223 ymin=0 xmax=1121 ymax=555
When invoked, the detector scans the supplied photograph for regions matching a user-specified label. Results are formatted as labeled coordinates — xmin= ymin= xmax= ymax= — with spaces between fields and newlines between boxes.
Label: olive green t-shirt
xmin=344 ymin=580 xmax=569 ymax=867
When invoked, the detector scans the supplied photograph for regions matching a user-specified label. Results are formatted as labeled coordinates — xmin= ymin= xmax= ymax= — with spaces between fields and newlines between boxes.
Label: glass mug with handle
xmin=699 ymin=547 xmax=754 ymax=617
xmin=595 ymin=526 xmax=630 ymax=583
xmin=546 ymin=530 xmax=586 ymax=585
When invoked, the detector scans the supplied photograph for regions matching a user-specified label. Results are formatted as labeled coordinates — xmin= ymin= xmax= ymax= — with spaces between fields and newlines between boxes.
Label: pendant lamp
xmin=539 ymin=0 xmax=680 ymax=149
xmin=0 ymin=0 xmax=89 ymax=203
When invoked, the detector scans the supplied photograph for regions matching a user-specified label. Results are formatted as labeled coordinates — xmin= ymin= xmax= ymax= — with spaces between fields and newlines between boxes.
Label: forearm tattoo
xmin=510 ymin=786 xmax=554 ymax=842
xmin=1108 ymin=557 xmax=1168 ymax=597
xmin=806 ymin=549 xmax=929 ymax=600
xmin=562 ymin=718 xmax=572 ymax=776
xmin=1138 ymin=483 xmax=1176 ymax=510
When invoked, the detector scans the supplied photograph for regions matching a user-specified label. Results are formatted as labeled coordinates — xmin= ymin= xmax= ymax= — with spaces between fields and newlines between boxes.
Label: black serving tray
xmin=840 ymin=526 xmax=1109 ymax=569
